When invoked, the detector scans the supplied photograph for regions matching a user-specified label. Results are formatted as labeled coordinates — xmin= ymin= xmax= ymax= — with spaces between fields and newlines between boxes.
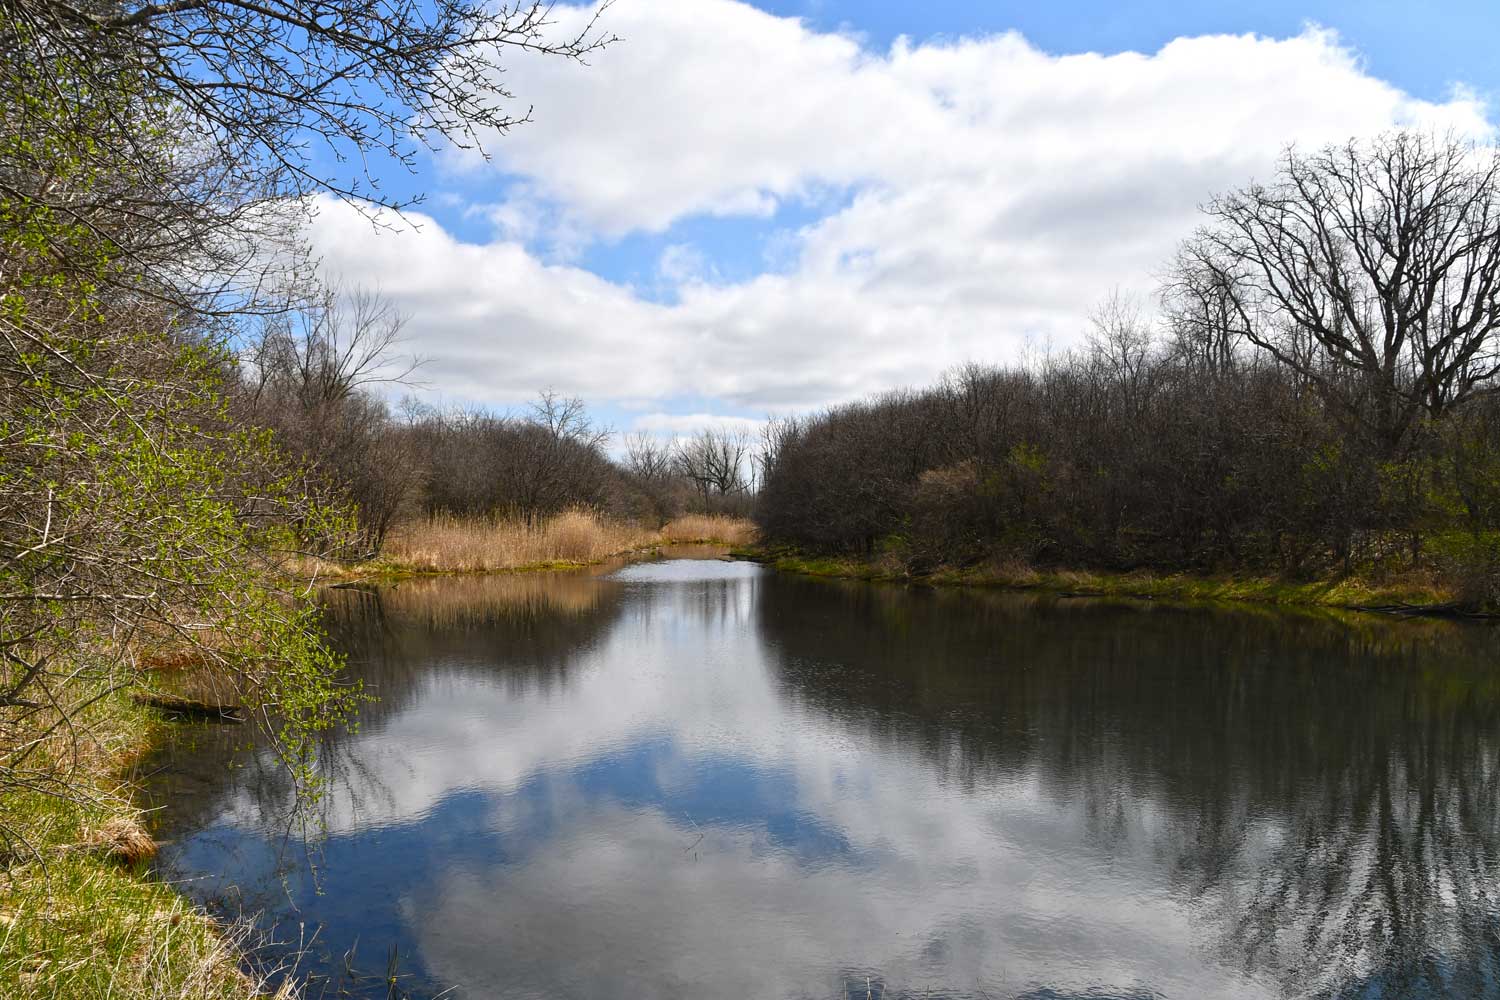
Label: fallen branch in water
xmin=130 ymin=692 xmax=246 ymax=723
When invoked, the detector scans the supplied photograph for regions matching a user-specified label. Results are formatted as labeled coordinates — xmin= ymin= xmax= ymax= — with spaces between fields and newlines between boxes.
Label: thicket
xmin=757 ymin=134 xmax=1500 ymax=607
xmin=244 ymin=312 xmax=762 ymax=545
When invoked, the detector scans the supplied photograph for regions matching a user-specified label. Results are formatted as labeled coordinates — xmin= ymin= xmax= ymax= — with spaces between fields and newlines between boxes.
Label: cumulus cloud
xmin=312 ymin=2 xmax=1493 ymax=413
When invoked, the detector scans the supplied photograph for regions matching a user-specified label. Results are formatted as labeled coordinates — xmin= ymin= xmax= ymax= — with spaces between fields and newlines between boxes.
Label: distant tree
xmin=514 ymin=391 xmax=613 ymax=523
xmin=248 ymin=283 xmax=424 ymax=408
xmin=624 ymin=432 xmax=676 ymax=482
xmin=243 ymin=285 xmax=425 ymax=551
xmin=674 ymin=428 xmax=752 ymax=510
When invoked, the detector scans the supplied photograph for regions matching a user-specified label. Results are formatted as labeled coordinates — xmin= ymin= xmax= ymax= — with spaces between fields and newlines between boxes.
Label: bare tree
xmin=625 ymin=431 xmax=676 ymax=482
xmin=249 ymin=283 xmax=423 ymax=407
xmin=1085 ymin=290 xmax=1158 ymax=420
xmin=507 ymin=392 xmax=613 ymax=523
xmin=1175 ymin=132 xmax=1500 ymax=449
xmin=674 ymin=428 xmax=752 ymax=510
xmin=241 ymin=285 xmax=426 ymax=551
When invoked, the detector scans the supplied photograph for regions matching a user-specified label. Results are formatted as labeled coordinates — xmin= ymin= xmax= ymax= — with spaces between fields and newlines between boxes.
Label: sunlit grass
xmin=382 ymin=509 xmax=660 ymax=572
xmin=0 ymin=692 xmax=265 ymax=1000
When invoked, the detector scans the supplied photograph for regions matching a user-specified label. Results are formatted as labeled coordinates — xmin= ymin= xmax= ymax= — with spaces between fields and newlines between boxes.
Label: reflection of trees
xmin=756 ymin=577 xmax=1500 ymax=998
xmin=325 ymin=571 xmax=626 ymax=714
xmin=1220 ymin=738 xmax=1500 ymax=998
xmin=146 ymin=569 xmax=1500 ymax=998
xmin=144 ymin=573 xmax=627 ymax=845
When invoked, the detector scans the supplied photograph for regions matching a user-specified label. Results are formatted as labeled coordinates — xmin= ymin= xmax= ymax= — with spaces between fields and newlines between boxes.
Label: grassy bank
xmin=759 ymin=549 xmax=1466 ymax=614
xmin=296 ymin=511 xmax=759 ymax=580
xmin=0 ymin=691 xmax=267 ymax=1000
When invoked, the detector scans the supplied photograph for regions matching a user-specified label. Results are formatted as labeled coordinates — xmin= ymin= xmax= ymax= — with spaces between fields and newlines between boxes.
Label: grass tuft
xmin=84 ymin=816 xmax=159 ymax=865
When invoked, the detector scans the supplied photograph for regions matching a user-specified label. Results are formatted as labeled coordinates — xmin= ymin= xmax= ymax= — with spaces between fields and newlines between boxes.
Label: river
xmin=144 ymin=556 xmax=1500 ymax=999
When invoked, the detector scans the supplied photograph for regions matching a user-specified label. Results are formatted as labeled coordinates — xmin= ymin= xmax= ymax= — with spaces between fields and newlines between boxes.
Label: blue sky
xmin=413 ymin=0 xmax=1500 ymax=280
xmin=767 ymin=1 xmax=1497 ymax=104
xmin=306 ymin=0 xmax=1497 ymax=433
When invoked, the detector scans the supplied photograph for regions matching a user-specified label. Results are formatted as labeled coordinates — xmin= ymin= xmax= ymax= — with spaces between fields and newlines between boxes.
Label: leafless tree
xmin=509 ymin=391 xmax=614 ymax=523
xmin=674 ymin=428 xmax=753 ymax=511
xmin=1085 ymin=290 xmax=1158 ymax=420
xmin=239 ymin=285 xmax=426 ymax=551
xmin=248 ymin=283 xmax=424 ymax=407
xmin=532 ymin=390 xmax=610 ymax=452
xmin=624 ymin=432 xmax=676 ymax=482
xmin=1175 ymin=132 xmax=1500 ymax=449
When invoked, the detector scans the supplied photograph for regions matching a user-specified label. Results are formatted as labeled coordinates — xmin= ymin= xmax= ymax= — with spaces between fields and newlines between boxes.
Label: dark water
xmin=145 ymin=558 xmax=1500 ymax=999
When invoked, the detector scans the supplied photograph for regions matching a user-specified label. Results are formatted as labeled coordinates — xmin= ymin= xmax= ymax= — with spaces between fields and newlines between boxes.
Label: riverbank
xmin=0 ymin=691 xmax=268 ymax=999
xmin=752 ymin=548 xmax=1482 ymax=616
xmin=295 ymin=512 xmax=758 ymax=581
xmin=1 ymin=516 xmax=758 ymax=999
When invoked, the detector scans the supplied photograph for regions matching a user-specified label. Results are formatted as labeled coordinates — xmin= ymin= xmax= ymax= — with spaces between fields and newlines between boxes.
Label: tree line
xmin=235 ymin=286 xmax=758 ymax=553
xmin=756 ymin=133 xmax=1500 ymax=606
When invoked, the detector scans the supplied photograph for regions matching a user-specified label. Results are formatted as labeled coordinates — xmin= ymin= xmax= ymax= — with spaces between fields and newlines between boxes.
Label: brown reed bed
xmin=658 ymin=513 xmax=758 ymax=546
xmin=294 ymin=510 xmax=758 ymax=579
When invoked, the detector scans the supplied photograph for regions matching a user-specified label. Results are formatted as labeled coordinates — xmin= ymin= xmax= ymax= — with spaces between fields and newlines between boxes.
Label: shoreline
xmin=310 ymin=538 xmax=1491 ymax=621
xmin=0 ymin=690 xmax=262 ymax=998
xmin=745 ymin=548 xmax=1496 ymax=621
xmin=297 ymin=538 xmax=745 ymax=586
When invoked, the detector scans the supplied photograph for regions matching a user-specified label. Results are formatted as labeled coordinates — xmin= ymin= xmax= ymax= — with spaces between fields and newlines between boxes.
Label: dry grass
xmin=0 ymin=688 xmax=271 ymax=1000
xmin=84 ymin=816 xmax=159 ymax=865
xmin=659 ymin=514 xmax=758 ymax=546
xmin=381 ymin=509 xmax=662 ymax=573
xmin=291 ymin=510 xmax=761 ymax=579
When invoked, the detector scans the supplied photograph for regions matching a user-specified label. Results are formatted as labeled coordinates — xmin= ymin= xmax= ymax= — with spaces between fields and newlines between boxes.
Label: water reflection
xmin=145 ymin=561 xmax=1500 ymax=999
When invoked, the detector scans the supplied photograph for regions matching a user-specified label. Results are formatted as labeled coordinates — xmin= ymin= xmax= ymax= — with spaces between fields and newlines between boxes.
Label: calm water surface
xmin=146 ymin=558 xmax=1500 ymax=999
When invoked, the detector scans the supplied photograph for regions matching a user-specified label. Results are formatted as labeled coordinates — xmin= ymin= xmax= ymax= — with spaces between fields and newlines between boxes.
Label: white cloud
xmin=313 ymin=3 xmax=1493 ymax=413
xmin=655 ymin=243 xmax=711 ymax=286
xmin=630 ymin=412 xmax=764 ymax=436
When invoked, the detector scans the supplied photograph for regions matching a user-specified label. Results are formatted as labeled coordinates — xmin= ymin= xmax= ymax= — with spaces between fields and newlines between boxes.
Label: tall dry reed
xmin=659 ymin=514 xmax=758 ymax=546
xmin=383 ymin=510 xmax=661 ymax=573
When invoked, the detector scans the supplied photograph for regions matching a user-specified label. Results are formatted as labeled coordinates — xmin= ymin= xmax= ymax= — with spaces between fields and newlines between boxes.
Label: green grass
xmin=0 ymin=692 xmax=263 ymax=1000
xmin=761 ymin=549 xmax=1460 ymax=613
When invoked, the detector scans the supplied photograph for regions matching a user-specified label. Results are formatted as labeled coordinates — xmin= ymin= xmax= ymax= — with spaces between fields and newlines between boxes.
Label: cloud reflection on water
xmin=149 ymin=562 xmax=1500 ymax=999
